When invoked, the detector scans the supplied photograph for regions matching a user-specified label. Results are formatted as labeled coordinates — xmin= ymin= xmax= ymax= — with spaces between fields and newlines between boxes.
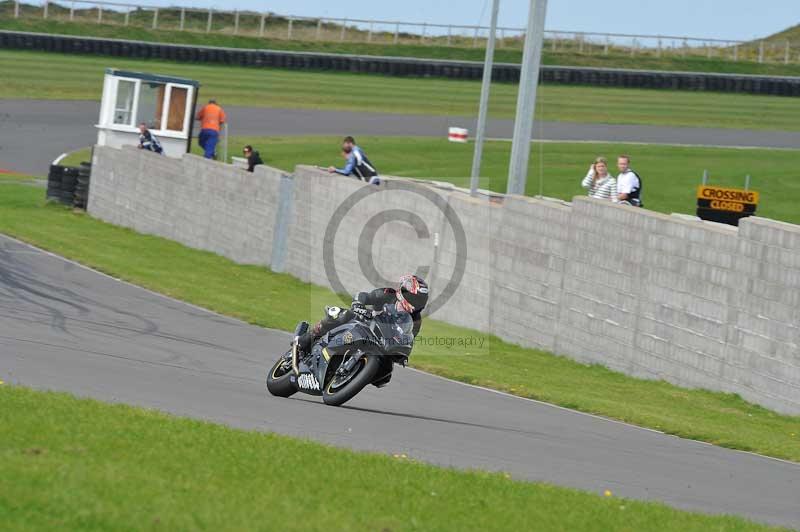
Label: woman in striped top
xmin=581 ymin=157 xmax=617 ymax=201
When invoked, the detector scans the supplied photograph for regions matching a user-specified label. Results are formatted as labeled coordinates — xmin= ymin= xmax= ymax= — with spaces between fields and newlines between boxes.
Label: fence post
xmin=758 ymin=40 xmax=764 ymax=63
xmin=316 ymin=19 xmax=322 ymax=40
xmin=472 ymin=26 xmax=478 ymax=48
xmin=368 ymin=22 xmax=373 ymax=42
xmin=206 ymin=9 xmax=213 ymax=33
xmin=578 ymin=33 xmax=584 ymax=53
xmin=260 ymin=14 xmax=266 ymax=37
xmin=785 ymin=40 xmax=790 ymax=64
xmin=446 ymin=25 xmax=451 ymax=46
xmin=179 ymin=8 xmax=185 ymax=31
xmin=733 ymin=43 xmax=738 ymax=61
xmin=339 ymin=19 xmax=347 ymax=42
xmin=124 ymin=9 xmax=128 ymax=26
xmin=152 ymin=8 xmax=158 ymax=30
xmin=70 ymin=1 xmax=75 ymax=21
xmin=657 ymin=37 xmax=662 ymax=57
xmin=14 ymin=0 xmax=19 ymax=18
xmin=706 ymin=42 xmax=712 ymax=58
xmin=287 ymin=17 xmax=293 ymax=39
xmin=43 ymin=0 xmax=48 ymax=19
xmin=97 ymin=5 xmax=102 ymax=23
xmin=604 ymin=35 xmax=609 ymax=55
xmin=234 ymin=11 xmax=239 ymax=35
xmin=681 ymin=38 xmax=687 ymax=57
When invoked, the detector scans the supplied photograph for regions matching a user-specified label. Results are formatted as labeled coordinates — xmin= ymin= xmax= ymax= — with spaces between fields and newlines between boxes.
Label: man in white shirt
xmin=616 ymin=155 xmax=643 ymax=207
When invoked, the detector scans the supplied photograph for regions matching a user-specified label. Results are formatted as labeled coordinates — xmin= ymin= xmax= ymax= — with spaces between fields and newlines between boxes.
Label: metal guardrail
xmin=5 ymin=0 xmax=799 ymax=64
xmin=3 ymin=30 xmax=800 ymax=96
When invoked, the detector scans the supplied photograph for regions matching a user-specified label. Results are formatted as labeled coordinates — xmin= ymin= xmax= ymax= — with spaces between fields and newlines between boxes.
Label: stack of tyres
xmin=60 ymin=167 xmax=80 ymax=206
xmin=46 ymin=165 xmax=64 ymax=203
xmin=74 ymin=162 xmax=91 ymax=210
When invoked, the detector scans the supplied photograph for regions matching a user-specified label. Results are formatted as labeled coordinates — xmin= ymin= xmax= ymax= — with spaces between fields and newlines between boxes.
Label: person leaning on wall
xmin=616 ymin=154 xmax=643 ymax=207
xmin=581 ymin=156 xmax=616 ymax=201
xmin=242 ymin=145 xmax=263 ymax=173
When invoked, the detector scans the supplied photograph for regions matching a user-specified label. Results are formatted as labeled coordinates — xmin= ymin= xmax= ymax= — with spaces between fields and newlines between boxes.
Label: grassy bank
xmin=1 ymin=184 xmax=798 ymax=462
xmin=0 ymin=386 xmax=780 ymax=531
xmin=180 ymin=136 xmax=799 ymax=225
xmin=2 ymin=15 xmax=800 ymax=76
xmin=3 ymin=49 xmax=800 ymax=131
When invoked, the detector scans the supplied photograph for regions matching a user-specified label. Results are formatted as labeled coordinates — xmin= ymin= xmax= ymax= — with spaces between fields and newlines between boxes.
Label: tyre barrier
xmin=47 ymin=162 xmax=91 ymax=209
xmin=3 ymin=30 xmax=800 ymax=95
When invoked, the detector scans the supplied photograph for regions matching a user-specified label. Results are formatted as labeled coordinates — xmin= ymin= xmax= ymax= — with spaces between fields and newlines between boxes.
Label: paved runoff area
xmin=0 ymin=234 xmax=798 ymax=528
xmin=2 ymin=99 xmax=800 ymax=176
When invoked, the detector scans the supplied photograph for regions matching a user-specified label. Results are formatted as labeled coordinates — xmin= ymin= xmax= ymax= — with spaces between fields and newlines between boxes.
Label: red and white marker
xmin=447 ymin=127 xmax=469 ymax=143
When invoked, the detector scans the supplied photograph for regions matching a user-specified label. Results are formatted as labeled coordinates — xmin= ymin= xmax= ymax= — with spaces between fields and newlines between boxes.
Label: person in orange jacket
xmin=195 ymin=99 xmax=227 ymax=159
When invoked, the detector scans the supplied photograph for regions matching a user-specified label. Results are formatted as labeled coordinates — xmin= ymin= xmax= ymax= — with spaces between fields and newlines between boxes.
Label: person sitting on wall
xmin=137 ymin=123 xmax=164 ymax=155
xmin=243 ymin=145 xmax=263 ymax=173
xmin=616 ymin=154 xmax=643 ymax=207
xmin=196 ymin=99 xmax=227 ymax=160
xmin=581 ymin=156 xmax=616 ymax=201
xmin=327 ymin=136 xmax=380 ymax=185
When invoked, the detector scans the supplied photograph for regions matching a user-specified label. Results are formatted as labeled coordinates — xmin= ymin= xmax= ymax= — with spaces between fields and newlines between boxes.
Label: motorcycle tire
xmin=322 ymin=354 xmax=380 ymax=407
xmin=266 ymin=352 xmax=297 ymax=398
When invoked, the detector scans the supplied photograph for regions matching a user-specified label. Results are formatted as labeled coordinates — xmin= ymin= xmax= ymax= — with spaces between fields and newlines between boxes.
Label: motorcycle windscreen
xmin=374 ymin=305 xmax=414 ymax=350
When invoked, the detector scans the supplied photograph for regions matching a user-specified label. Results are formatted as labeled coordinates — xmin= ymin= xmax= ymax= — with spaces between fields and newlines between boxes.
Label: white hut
xmin=96 ymin=68 xmax=200 ymax=157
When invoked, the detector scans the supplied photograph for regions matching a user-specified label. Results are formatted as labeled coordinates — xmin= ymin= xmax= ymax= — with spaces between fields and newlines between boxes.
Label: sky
xmin=137 ymin=0 xmax=798 ymax=42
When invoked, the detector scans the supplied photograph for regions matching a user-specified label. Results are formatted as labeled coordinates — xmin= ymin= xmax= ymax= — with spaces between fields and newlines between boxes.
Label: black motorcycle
xmin=266 ymin=304 xmax=414 ymax=406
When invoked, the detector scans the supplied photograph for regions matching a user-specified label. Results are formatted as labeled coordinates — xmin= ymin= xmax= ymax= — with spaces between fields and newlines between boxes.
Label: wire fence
xmin=4 ymin=0 xmax=799 ymax=64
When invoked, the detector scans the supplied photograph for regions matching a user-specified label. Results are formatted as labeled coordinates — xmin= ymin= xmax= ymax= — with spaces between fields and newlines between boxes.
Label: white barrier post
xmin=287 ymin=17 xmax=293 ymax=39
xmin=97 ymin=4 xmax=102 ymax=23
xmin=394 ymin=23 xmax=400 ymax=44
xmin=367 ymin=22 xmax=373 ymax=42
xmin=14 ymin=0 xmax=19 ymax=18
xmin=471 ymin=0 xmax=499 ymax=196
xmin=152 ymin=8 xmax=158 ymax=30
xmin=234 ymin=11 xmax=239 ymax=35
xmin=69 ymin=1 xmax=75 ymax=21
xmin=206 ymin=9 xmax=213 ymax=33
xmin=259 ymin=14 xmax=266 ymax=37
xmin=43 ymin=0 xmax=48 ymax=19
xmin=339 ymin=19 xmax=346 ymax=41
xmin=316 ymin=19 xmax=322 ymax=40
xmin=124 ymin=8 xmax=129 ymax=26
xmin=758 ymin=40 xmax=764 ymax=63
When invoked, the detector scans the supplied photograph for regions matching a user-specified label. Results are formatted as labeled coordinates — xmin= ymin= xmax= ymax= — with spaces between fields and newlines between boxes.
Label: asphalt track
xmin=2 ymin=99 xmax=800 ymax=176
xmin=1 ymin=234 xmax=798 ymax=528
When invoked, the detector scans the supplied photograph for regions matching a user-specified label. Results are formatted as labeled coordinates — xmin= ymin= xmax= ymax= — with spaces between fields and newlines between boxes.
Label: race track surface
xmin=2 ymin=99 xmax=800 ymax=176
xmin=1 ymin=234 xmax=798 ymax=528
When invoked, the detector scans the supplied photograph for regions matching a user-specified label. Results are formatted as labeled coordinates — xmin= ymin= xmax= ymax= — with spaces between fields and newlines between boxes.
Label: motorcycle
xmin=266 ymin=304 xmax=414 ymax=406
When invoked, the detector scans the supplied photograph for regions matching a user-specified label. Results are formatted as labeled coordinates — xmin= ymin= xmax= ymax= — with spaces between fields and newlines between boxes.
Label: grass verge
xmin=1 ymin=184 xmax=799 ymax=462
xmin=2 ymin=16 xmax=800 ymax=76
xmin=3 ymin=49 xmax=800 ymax=131
xmin=0 ymin=385 xmax=781 ymax=531
xmin=63 ymin=136 xmax=800 ymax=225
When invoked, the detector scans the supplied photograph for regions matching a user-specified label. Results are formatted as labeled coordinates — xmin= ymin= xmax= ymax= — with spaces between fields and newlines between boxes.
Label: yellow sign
xmin=697 ymin=186 xmax=759 ymax=205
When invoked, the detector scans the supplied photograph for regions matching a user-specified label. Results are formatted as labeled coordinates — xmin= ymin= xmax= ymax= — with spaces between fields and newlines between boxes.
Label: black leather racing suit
xmin=297 ymin=288 xmax=423 ymax=353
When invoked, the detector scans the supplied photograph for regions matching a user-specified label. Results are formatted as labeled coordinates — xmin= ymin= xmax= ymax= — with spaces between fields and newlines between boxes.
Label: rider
xmin=295 ymin=274 xmax=429 ymax=354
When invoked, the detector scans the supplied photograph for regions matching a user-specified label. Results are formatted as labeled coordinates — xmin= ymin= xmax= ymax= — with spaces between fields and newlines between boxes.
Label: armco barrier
xmin=3 ymin=30 xmax=800 ymax=95
xmin=88 ymin=145 xmax=800 ymax=415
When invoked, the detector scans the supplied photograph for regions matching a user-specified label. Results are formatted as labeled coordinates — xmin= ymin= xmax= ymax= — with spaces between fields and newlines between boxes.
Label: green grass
xmin=0 ymin=386 xmax=780 ymax=531
xmin=198 ymin=136 xmax=800 ymax=225
xmin=2 ymin=13 xmax=800 ymax=75
xmin=3 ymin=49 xmax=800 ymax=131
xmin=65 ymin=136 xmax=800 ymax=224
xmin=1 ymin=184 xmax=799 ymax=463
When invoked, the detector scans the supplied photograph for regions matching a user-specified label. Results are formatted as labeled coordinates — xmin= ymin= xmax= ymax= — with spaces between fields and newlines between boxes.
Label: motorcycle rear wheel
xmin=322 ymin=354 xmax=380 ymax=407
xmin=266 ymin=351 xmax=298 ymax=398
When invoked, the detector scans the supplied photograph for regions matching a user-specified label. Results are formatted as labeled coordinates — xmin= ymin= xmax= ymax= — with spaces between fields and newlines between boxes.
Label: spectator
xmin=581 ymin=157 xmax=616 ymax=201
xmin=616 ymin=155 xmax=643 ymax=207
xmin=196 ymin=99 xmax=227 ymax=160
xmin=327 ymin=136 xmax=380 ymax=185
xmin=137 ymin=123 xmax=163 ymax=155
xmin=243 ymin=145 xmax=263 ymax=173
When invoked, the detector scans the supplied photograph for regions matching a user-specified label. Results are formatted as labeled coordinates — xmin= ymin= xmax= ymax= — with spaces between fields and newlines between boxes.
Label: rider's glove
xmin=351 ymin=301 xmax=372 ymax=320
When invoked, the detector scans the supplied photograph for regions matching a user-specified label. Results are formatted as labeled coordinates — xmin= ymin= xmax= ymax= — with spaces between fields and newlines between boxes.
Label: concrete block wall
xmin=89 ymin=146 xmax=286 ymax=266
xmin=88 ymin=147 xmax=800 ymax=414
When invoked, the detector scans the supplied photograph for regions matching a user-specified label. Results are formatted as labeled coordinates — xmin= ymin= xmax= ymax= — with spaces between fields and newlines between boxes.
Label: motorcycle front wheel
xmin=266 ymin=351 xmax=298 ymax=398
xmin=322 ymin=353 xmax=380 ymax=406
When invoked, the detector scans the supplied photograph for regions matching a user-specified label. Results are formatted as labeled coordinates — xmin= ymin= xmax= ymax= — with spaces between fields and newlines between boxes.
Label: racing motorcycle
xmin=266 ymin=304 xmax=414 ymax=406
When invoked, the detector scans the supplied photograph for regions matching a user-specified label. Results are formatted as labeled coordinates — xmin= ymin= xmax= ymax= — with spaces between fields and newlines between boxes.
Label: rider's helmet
xmin=396 ymin=274 xmax=429 ymax=313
